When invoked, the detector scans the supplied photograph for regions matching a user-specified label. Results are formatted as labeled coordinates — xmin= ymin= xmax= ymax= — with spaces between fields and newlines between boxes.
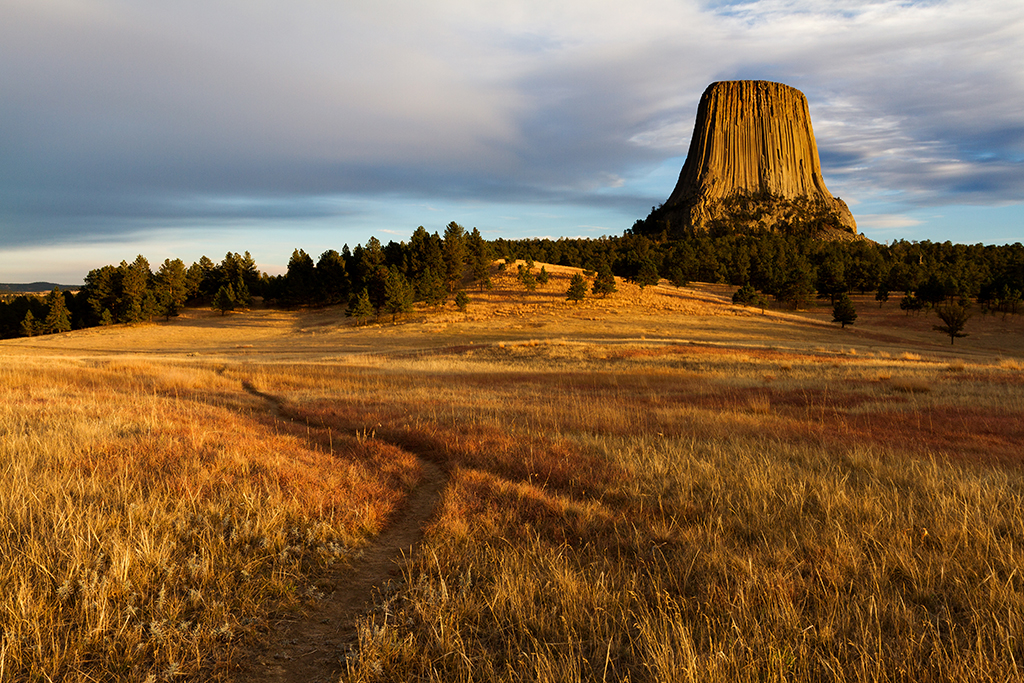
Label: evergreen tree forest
xmin=2 ymin=219 xmax=1022 ymax=340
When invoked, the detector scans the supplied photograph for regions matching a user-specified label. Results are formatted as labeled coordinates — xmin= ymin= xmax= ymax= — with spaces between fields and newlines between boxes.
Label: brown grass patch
xmin=890 ymin=377 xmax=933 ymax=393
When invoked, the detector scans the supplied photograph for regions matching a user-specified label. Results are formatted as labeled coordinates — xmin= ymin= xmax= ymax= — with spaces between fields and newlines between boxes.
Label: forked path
xmin=236 ymin=381 xmax=447 ymax=683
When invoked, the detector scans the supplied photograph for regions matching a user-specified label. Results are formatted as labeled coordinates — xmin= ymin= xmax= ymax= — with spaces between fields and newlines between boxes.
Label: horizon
xmin=2 ymin=0 xmax=1022 ymax=283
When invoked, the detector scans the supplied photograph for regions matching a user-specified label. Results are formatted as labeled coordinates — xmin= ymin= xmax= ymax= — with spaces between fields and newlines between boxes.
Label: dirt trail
xmin=235 ymin=380 xmax=447 ymax=683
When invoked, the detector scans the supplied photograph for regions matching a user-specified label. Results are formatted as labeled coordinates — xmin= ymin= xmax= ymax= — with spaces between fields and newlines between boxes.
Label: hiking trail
xmin=235 ymin=380 xmax=446 ymax=683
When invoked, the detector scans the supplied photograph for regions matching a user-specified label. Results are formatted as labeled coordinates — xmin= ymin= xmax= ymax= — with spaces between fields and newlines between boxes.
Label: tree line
xmin=494 ymin=231 xmax=1024 ymax=314
xmin=262 ymin=223 xmax=493 ymax=319
xmin=3 ymin=220 xmax=1022 ymax=340
xmin=0 ymin=223 xmax=494 ymax=338
xmin=0 ymin=252 xmax=261 ymax=338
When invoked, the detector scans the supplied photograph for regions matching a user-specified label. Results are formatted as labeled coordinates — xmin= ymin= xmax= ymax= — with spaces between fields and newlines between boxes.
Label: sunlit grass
xmin=234 ymin=344 xmax=1024 ymax=682
xmin=0 ymin=358 xmax=416 ymax=681
xmin=2 ymin=270 xmax=1023 ymax=682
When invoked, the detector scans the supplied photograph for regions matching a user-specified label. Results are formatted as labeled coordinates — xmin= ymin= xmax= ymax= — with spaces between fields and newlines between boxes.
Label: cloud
xmin=1 ymin=0 xmax=1022 ymax=261
xmin=855 ymin=213 xmax=923 ymax=230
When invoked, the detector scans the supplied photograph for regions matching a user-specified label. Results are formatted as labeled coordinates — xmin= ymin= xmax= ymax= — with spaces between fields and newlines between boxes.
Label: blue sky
xmin=1 ymin=0 xmax=1022 ymax=282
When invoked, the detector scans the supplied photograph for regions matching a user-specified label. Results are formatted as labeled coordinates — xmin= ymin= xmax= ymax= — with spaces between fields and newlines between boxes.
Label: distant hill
xmin=0 ymin=282 xmax=80 ymax=294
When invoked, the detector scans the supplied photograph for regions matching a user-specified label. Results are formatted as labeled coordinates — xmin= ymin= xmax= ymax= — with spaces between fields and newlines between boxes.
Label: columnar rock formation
xmin=646 ymin=81 xmax=857 ymax=239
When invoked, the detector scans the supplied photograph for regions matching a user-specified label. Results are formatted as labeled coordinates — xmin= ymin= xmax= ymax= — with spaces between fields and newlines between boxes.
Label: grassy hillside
xmin=1 ymin=264 xmax=1022 ymax=681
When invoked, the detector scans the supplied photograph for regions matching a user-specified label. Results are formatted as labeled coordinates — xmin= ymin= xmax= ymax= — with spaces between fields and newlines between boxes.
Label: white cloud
xmin=856 ymin=214 xmax=923 ymax=230
xmin=2 ymin=0 xmax=1023 ymax=276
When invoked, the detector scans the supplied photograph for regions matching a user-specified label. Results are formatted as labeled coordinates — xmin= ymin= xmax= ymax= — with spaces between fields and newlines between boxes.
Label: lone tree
xmin=832 ymin=293 xmax=857 ymax=328
xmin=934 ymin=300 xmax=971 ymax=344
xmin=566 ymin=272 xmax=588 ymax=303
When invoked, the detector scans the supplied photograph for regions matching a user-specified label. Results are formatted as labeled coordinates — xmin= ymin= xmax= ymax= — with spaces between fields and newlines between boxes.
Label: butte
xmin=636 ymin=80 xmax=859 ymax=240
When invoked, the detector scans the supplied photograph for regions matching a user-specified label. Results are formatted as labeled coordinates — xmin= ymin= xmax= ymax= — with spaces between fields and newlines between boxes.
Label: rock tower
xmin=643 ymin=81 xmax=857 ymax=239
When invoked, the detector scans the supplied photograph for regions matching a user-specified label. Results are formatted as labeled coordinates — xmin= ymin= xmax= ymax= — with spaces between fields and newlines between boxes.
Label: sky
xmin=1 ymin=0 xmax=1022 ymax=283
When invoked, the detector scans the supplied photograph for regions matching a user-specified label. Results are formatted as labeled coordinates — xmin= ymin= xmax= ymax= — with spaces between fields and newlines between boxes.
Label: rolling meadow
xmin=2 ymin=264 xmax=1023 ymax=682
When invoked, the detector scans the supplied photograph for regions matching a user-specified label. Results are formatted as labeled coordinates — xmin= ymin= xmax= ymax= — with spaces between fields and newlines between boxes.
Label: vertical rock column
xmin=663 ymin=81 xmax=857 ymax=236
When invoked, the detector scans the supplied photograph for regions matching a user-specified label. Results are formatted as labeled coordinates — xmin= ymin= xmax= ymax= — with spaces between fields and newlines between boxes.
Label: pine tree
xmin=417 ymin=267 xmax=447 ymax=309
xmin=117 ymin=255 xmax=151 ymax=323
xmin=141 ymin=290 xmax=160 ymax=322
xmin=566 ymin=273 xmax=588 ymax=303
xmin=668 ymin=267 xmax=689 ymax=288
xmin=455 ymin=290 xmax=469 ymax=312
xmin=220 ymin=252 xmax=253 ymax=308
xmin=84 ymin=264 xmax=119 ymax=326
xmin=285 ymin=249 xmax=316 ymax=306
xmin=466 ymin=227 xmax=493 ymax=291
xmin=778 ymin=257 xmax=816 ymax=308
xmin=635 ymin=260 xmax=660 ymax=289
xmin=347 ymin=288 xmax=374 ymax=325
xmin=408 ymin=226 xmax=445 ymax=283
xmin=43 ymin=288 xmax=72 ymax=334
xmin=184 ymin=261 xmax=205 ymax=301
xmin=239 ymin=251 xmax=260 ymax=300
xmin=732 ymin=284 xmax=758 ymax=305
xmin=520 ymin=267 xmax=537 ymax=292
xmin=591 ymin=262 xmax=617 ymax=298
xmin=366 ymin=265 xmax=390 ymax=313
xmin=817 ymin=256 xmax=848 ymax=304
xmin=832 ymin=293 xmax=857 ymax=328
xmin=154 ymin=258 xmax=188 ymax=320
xmin=443 ymin=222 xmax=467 ymax=293
xmin=537 ymin=266 xmax=550 ymax=285
xmin=316 ymin=250 xmax=350 ymax=306
xmin=356 ymin=237 xmax=385 ymax=294
xmin=213 ymin=285 xmax=236 ymax=315
xmin=195 ymin=255 xmax=218 ymax=298
xmin=383 ymin=267 xmax=414 ymax=322
xmin=20 ymin=309 xmax=37 ymax=337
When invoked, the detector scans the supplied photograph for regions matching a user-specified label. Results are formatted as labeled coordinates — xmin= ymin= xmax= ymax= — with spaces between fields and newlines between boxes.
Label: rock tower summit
xmin=648 ymin=80 xmax=858 ymax=239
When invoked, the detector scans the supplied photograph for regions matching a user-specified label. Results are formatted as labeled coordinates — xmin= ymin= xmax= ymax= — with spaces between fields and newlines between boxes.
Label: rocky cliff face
xmin=652 ymin=81 xmax=857 ymax=238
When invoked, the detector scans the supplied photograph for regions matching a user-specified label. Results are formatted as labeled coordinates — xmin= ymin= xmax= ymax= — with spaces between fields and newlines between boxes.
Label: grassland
xmin=2 ymin=264 xmax=1022 ymax=682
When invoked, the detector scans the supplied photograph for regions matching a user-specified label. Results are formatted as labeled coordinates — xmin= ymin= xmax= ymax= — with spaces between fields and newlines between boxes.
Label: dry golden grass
xmin=0 ymin=358 xmax=418 ymax=681
xmin=2 ymin=266 xmax=1023 ymax=682
xmin=235 ymin=342 xmax=1023 ymax=682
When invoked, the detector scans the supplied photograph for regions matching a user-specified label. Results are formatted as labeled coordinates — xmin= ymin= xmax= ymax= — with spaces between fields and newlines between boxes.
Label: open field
xmin=2 ymin=265 xmax=1023 ymax=681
